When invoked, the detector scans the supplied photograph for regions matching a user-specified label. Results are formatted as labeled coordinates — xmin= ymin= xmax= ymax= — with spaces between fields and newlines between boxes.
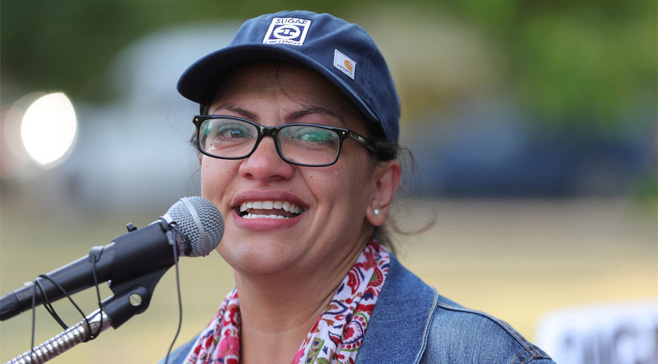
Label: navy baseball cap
xmin=177 ymin=10 xmax=400 ymax=142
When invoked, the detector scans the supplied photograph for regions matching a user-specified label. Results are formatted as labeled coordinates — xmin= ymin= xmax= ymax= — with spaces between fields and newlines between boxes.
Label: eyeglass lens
xmin=199 ymin=118 xmax=342 ymax=166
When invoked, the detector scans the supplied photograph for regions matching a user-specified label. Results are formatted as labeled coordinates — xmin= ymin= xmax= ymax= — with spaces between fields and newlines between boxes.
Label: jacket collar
xmin=356 ymin=254 xmax=438 ymax=364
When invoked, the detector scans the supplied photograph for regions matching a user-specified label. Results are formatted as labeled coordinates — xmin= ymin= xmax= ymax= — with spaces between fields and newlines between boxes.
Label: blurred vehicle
xmin=409 ymin=96 xmax=655 ymax=198
xmin=8 ymin=22 xmax=241 ymax=213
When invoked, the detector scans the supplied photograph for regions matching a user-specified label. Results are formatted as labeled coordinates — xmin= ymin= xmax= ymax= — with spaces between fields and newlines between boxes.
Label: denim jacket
xmin=160 ymin=255 xmax=555 ymax=364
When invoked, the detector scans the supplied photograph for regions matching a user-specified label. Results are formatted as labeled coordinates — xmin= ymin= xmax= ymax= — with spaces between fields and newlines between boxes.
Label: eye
xmin=289 ymin=126 xmax=337 ymax=143
xmin=215 ymin=122 xmax=251 ymax=139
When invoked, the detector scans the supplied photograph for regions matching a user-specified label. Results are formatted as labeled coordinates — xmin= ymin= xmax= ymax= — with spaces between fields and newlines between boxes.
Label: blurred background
xmin=1 ymin=1 xmax=656 ymax=363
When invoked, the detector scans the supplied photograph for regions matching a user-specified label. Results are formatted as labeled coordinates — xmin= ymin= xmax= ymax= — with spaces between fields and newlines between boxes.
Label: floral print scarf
xmin=184 ymin=240 xmax=390 ymax=364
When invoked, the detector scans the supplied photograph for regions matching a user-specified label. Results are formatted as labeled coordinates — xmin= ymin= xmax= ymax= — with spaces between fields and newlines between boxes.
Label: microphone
xmin=0 ymin=196 xmax=223 ymax=321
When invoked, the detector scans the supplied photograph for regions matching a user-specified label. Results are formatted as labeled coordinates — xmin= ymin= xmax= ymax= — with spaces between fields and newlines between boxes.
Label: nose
xmin=238 ymin=135 xmax=295 ymax=182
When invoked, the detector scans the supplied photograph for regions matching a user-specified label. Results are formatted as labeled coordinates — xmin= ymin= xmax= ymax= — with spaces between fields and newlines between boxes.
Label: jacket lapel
xmin=355 ymin=254 xmax=438 ymax=364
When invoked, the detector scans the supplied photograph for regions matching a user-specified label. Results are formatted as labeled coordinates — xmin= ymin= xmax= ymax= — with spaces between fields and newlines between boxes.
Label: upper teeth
xmin=239 ymin=201 xmax=303 ymax=214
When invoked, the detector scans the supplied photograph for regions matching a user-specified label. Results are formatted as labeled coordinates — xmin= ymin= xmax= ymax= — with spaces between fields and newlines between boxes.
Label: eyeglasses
xmin=193 ymin=115 xmax=376 ymax=167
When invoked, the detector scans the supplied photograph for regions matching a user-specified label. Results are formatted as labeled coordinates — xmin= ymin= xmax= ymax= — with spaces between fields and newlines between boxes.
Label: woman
xmin=163 ymin=10 xmax=555 ymax=364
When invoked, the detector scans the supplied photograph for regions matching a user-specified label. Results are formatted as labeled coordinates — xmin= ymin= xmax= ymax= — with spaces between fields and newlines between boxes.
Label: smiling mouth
xmin=237 ymin=201 xmax=305 ymax=219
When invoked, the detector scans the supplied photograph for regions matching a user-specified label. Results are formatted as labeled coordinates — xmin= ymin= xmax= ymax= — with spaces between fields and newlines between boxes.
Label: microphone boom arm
xmin=0 ymin=219 xmax=180 ymax=322
xmin=2 ymin=220 xmax=178 ymax=363
xmin=4 ymin=264 xmax=171 ymax=363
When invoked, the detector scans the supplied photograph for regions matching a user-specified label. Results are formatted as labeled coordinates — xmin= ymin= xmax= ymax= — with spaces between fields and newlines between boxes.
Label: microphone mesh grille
xmin=166 ymin=197 xmax=223 ymax=257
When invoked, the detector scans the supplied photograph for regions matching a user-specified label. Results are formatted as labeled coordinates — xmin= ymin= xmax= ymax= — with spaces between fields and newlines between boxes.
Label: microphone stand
xmin=7 ymin=309 xmax=111 ymax=364
xmin=3 ymin=219 xmax=185 ymax=363
xmin=4 ymin=266 xmax=171 ymax=364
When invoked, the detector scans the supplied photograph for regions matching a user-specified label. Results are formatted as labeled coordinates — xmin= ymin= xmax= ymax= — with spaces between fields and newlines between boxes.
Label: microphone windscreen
xmin=166 ymin=196 xmax=223 ymax=257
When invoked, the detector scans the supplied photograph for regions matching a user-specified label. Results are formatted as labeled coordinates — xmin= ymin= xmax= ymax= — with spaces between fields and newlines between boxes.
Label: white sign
xmin=535 ymin=300 xmax=658 ymax=364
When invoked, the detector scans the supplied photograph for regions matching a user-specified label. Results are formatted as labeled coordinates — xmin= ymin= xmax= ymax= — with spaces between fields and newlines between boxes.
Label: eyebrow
xmin=210 ymin=103 xmax=258 ymax=121
xmin=210 ymin=104 xmax=346 ymax=127
xmin=287 ymin=106 xmax=346 ymax=127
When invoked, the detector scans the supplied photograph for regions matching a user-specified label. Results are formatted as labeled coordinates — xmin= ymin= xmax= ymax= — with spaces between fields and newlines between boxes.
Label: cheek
xmin=348 ymin=164 xmax=378 ymax=210
xmin=199 ymin=158 xmax=232 ymax=199
xmin=310 ymin=161 xmax=374 ymax=209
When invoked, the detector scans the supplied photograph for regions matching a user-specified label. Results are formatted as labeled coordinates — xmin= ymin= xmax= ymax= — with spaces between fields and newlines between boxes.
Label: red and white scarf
xmin=184 ymin=240 xmax=390 ymax=364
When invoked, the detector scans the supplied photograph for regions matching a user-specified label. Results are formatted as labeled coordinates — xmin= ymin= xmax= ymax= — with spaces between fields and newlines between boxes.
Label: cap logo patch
xmin=334 ymin=50 xmax=356 ymax=80
xmin=263 ymin=18 xmax=311 ymax=46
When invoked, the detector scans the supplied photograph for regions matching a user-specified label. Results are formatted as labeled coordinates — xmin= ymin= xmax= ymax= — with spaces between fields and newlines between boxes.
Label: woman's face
xmin=200 ymin=62 xmax=395 ymax=278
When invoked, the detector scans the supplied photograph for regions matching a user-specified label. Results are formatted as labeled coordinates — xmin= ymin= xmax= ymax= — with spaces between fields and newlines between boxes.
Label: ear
xmin=366 ymin=160 xmax=401 ymax=226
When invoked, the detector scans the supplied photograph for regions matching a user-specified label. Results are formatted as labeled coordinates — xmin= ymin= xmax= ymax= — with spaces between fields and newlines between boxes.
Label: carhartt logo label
xmin=334 ymin=50 xmax=356 ymax=79
xmin=263 ymin=18 xmax=311 ymax=46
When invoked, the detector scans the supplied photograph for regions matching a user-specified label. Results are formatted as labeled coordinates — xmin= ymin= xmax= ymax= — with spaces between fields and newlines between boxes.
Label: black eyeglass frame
xmin=193 ymin=115 xmax=377 ymax=167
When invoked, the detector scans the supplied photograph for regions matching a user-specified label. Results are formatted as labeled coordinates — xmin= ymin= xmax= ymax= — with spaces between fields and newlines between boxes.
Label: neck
xmin=235 ymin=232 xmax=371 ymax=364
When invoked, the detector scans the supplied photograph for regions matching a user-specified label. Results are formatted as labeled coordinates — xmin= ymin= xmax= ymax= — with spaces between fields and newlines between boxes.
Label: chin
xmin=218 ymin=238 xmax=303 ymax=277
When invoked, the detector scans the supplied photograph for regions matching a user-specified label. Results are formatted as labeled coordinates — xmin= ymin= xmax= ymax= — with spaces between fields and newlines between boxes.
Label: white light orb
xmin=21 ymin=92 xmax=78 ymax=168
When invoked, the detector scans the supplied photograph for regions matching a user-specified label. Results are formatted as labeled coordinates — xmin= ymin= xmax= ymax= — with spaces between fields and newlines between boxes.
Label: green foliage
xmin=511 ymin=1 xmax=657 ymax=126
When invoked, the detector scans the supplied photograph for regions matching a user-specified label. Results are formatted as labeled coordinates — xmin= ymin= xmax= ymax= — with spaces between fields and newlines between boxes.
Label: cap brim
xmin=177 ymin=44 xmax=378 ymax=123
